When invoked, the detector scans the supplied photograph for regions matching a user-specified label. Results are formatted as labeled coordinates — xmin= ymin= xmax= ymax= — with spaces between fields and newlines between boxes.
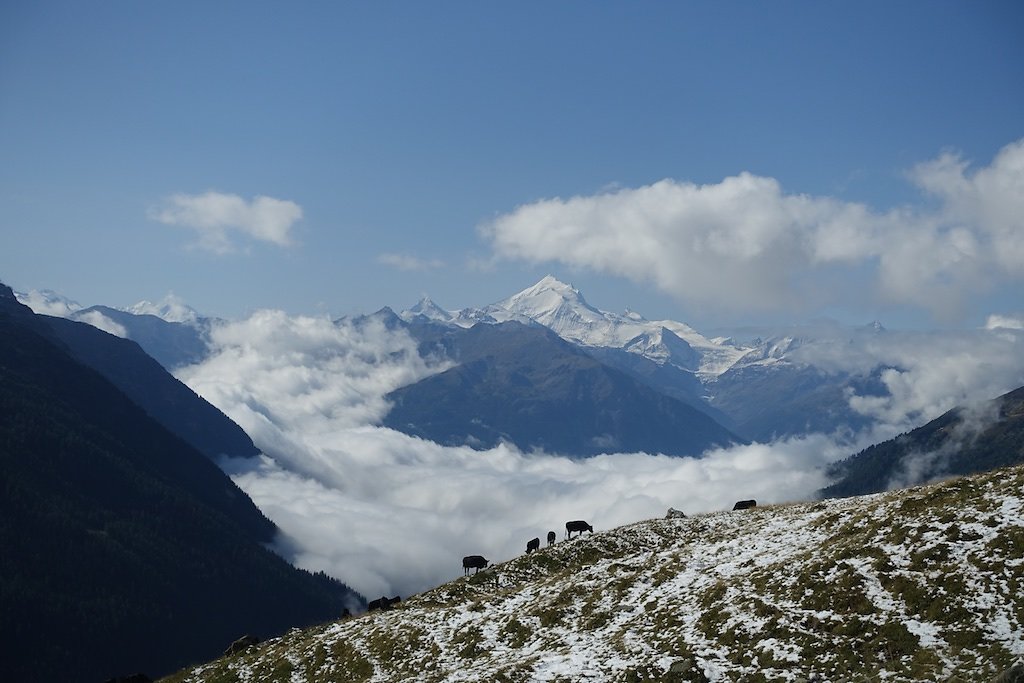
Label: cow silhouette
xmin=547 ymin=530 xmax=556 ymax=546
xmin=526 ymin=537 xmax=540 ymax=553
xmin=462 ymin=555 xmax=489 ymax=575
xmin=367 ymin=595 xmax=401 ymax=612
xmin=565 ymin=520 xmax=593 ymax=539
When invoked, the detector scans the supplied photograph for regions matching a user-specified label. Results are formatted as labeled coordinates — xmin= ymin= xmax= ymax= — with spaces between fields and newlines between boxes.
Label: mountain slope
xmin=384 ymin=321 xmax=741 ymax=457
xmin=822 ymin=385 xmax=1024 ymax=498
xmin=0 ymin=285 xmax=359 ymax=682
xmin=40 ymin=313 xmax=259 ymax=460
xmin=400 ymin=276 xmax=913 ymax=441
xmin=75 ymin=304 xmax=212 ymax=369
xmin=164 ymin=463 xmax=1024 ymax=682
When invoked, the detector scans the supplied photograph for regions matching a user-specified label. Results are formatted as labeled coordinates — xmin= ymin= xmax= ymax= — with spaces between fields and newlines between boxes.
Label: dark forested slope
xmin=41 ymin=313 xmax=258 ymax=460
xmin=0 ymin=284 xmax=359 ymax=682
xmin=822 ymin=385 xmax=1024 ymax=498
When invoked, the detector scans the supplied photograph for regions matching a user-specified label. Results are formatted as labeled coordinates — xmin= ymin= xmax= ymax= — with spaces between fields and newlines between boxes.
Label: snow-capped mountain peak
xmin=400 ymin=296 xmax=453 ymax=323
xmin=497 ymin=275 xmax=604 ymax=330
xmin=489 ymin=276 xmax=748 ymax=376
xmin=123 ymin=294 xmax=200 ymax=324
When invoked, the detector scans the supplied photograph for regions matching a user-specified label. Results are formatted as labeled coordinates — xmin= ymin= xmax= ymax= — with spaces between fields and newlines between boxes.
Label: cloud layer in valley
xmin=149 ymin=191 xmax=302 ymax=254
xmin=482 ymin=139 xmax=1024 ymax=321
xmin=174 ymin=309 xmax=1024 ymax=600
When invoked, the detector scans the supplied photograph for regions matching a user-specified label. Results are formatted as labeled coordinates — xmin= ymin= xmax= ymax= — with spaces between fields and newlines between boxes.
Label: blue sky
xmin=2 ymin=1 xmax=1022 ymax=329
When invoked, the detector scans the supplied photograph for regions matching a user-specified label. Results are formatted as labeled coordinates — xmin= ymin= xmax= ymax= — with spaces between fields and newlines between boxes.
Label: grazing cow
xmin=547 ymin=530 xmax=556 ymax=546
xmin=224 ymin=634 xmax=260 ymax=656
xmin=565 ymin=520 xmax=593 ymax=539
xmin=526 ymin=537 xmax=540 ymax=554
xmin=463 ymin=555 xmax=489 ymax=575
xmin=367 ymin=595 xmax=401 ymax=612
xmin=732 ymin=499 xmax=757 ymax=511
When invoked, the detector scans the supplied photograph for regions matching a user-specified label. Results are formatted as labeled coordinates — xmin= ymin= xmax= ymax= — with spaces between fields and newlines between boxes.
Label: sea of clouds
xmin=174 ymin=309 xmax=1024 ymax=600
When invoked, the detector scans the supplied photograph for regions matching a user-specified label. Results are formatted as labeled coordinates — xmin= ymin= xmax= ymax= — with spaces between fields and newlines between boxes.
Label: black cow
xmin=463 ymin=555 xmax=489 ymax=575
xmin=732 ymin=499 xmax=757 ymax=510
xmin=526 ymin=537 xmax=540 ymax=553
xmin=547 ymin=530 xmax=556 ymax=546
xmin=223 ymin=634 xmax=260 ymax=656
xmin=565 ymin=520 xmax=593 ymax=539
xmin=367 ymin=595 xmax=401 ymax=612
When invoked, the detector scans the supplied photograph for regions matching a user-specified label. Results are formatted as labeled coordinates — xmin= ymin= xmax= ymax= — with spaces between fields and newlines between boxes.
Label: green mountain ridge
xmin=163 ymin=463 xmax=1024 ymax=682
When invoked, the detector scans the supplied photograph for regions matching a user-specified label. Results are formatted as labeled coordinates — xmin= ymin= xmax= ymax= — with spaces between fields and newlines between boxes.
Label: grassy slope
xmin=164 ymin=465 xmax=1024 ymax=683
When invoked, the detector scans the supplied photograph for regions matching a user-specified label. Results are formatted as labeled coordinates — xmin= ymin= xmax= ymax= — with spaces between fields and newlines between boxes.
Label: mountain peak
xmin=497 ymin=276 xmax=604 ymax=333
xmin=535 ymin=274 xmax=577 ymax=292
xmin=402 ymin=296 xmax=453 ymax=323
xmin=503 ymin=275 xmax=592 ymax=309
xmin=124 ymin=294 xmax=200 ymax=324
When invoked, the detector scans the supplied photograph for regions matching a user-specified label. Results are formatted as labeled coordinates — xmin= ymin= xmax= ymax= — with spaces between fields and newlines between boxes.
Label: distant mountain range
xmin=391 ymin=276 xmax=900 ymax=443
xmin=0 ymin=284 xmax=360 ymax=682
xmin=383 ymin=319 xmax=741 ymax=456
xmin=17 ymin=276 xmax=1024 ymax=481
xmin=9 ymin=279 xmax=916 ymax=446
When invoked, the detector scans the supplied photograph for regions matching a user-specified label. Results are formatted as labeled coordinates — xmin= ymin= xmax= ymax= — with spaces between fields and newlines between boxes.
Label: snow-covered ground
xmin=165 ymin=463 xmax=1024 ymax=683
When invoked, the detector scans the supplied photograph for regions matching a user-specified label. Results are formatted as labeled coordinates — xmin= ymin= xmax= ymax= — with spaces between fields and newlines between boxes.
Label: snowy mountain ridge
xmin=164 ymin=463 xmax=1024 ymax=683
xmin=16 ymin=288 xmax=204 ymax=326
xmin=123 ymin=294 xmax=202 ymax=324
xmin=400 ymin=276 xmax=757 ymax=378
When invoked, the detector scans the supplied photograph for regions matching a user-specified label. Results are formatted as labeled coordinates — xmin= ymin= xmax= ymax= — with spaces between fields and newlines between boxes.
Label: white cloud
xmin=482 ymin=139 xmax=1024 ymax=321
xmin=149 ymin=191 xmax=302 ymax=254
xmin=781 ymin=325 xmax=1024 ymax=433
xmin=15 ymin=288 xmax=81 ymax=317
xmin=73 ymin=310 xmax=128 ymax=338
xmin=124 ymin=293 xmax=199 ymax=324
xmin=985 ymin=314 xmax=1024 ymax=331
xmin=376 ymin=252 xmax=446 ymax=272
xmin=171 ymin=309 xmax=1022 ymax=600
xmin=217 ymin=431 xmax=845 ymax=601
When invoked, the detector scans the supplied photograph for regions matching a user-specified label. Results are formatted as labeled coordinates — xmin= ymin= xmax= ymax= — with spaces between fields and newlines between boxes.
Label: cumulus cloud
xmin=376 ymin=252 xmax=446 ymax=272
xmin=149 ymin=191 xmax=302 ymax=253
xmin=482 ymin=139 xmax=1024 ymax=320
xmin=171 ymin=308 xmax=1022 ymax=600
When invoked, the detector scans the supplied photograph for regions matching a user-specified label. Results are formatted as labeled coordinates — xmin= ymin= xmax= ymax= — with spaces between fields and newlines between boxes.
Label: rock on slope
xmin=163 ymin=464 xmax=1024 ymax=682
